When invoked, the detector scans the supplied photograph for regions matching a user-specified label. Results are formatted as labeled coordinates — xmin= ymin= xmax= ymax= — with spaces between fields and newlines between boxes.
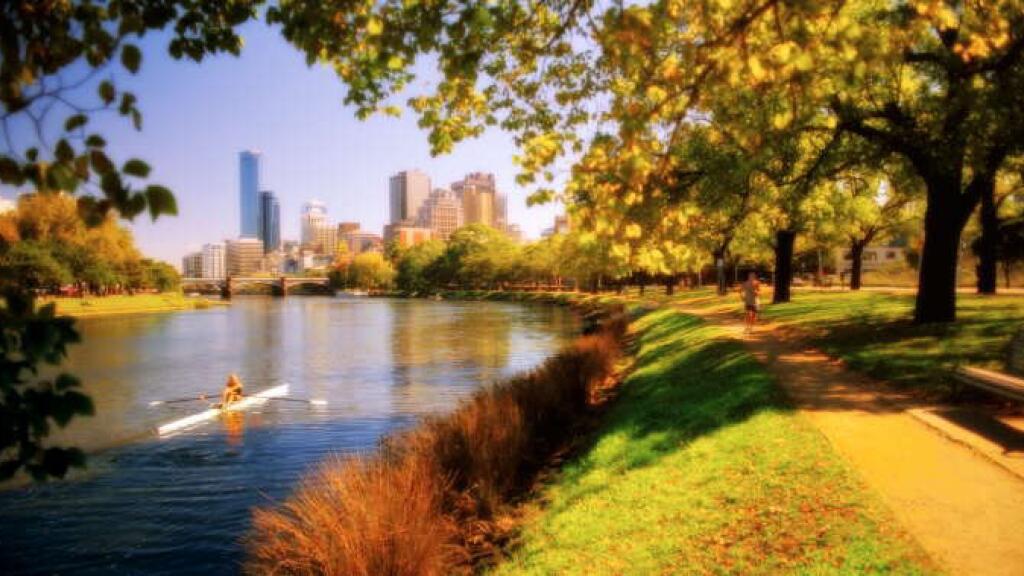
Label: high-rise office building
xmin=315 ymin=224 xmax=338 ymax=256
xmin=452 ymin=172 xmax=496 ymax=227
xmin=300 ymin=200 xmax=327 ymax=247
xmin=182 ymin=252 xmax=203 ymax=278
xmin=494 ymin=192 xmax=508 ymax=232
xmin=418 ymin=188 xmax=463 ymax=241
xmin=226 ymin=237 xmax=264 ymax=276
xmin=239 ymin=150 xmax=261 ymax=238
xmin=389 ymin=170 xmax=431 ymax=224
xmin=259 ymin=190 xmax=281 ymax=254
xmin=202 ymin=242 xmax=226 ymax=279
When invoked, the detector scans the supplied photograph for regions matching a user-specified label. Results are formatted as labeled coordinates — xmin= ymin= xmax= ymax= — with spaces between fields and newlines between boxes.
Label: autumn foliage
xmin=246 ymin=305 xmax=628 ymax=575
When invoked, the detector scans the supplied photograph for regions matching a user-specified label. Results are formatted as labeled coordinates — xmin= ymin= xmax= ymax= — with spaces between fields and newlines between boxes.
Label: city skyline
xmin=0 ymin=20 xmax=563 ymax=266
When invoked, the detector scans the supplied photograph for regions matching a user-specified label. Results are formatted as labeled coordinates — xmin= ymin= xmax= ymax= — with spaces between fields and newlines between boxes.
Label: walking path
xmin=677 ymin=304 xmax=1024 ymax=576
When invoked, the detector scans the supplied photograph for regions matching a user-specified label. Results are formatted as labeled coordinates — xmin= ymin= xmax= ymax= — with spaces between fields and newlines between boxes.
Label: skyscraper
xmin=239 ymin=150 xmax=261 ymax=238
xmin=452 ymin=172 xmax=497 ymax=227
xmin=389 ymin=170 xmax=431 ymax=224
xmin=259 ymin=190 xmax=281 ymax=254
xmin=182 ymin=252 xmax=203 ymax=278
xmin=300 ymin=200 xmax=327 ymax=247
xmin=494 ymin=192 xmax=508 ymax=232
xmin=202 ymin=242 xmax=226 ymax=279
xmin=418 ymin=188 xmax=463 ymax=241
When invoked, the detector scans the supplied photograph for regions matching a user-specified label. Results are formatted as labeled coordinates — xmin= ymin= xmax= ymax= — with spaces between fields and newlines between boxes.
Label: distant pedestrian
xmin=740 ymin=272 xmax=761 ymax=333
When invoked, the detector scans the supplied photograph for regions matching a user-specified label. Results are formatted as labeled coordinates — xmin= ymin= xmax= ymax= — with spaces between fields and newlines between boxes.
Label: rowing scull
xmin=156 ymin=383 xmax=289 ymax=436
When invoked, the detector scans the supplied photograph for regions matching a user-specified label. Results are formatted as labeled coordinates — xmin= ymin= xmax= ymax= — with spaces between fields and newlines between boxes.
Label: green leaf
xmin=121 ymin=44 xmax=142 ymax=73
xmin=144 ymin=185 xmax=178 ymax=220
xmin=122 ymin=159 xmax=151 ymax=178
xmin=64 ymin=114 xmax=88 ymax=132
xmin=0 ymin=156 xmax=24 ymax=185
xmin=85 ymin=134 xmax=106 ymax=148
xmin=100 ymin=172 xmax=126 ymax=202
xmin=98 ymin=81 xmax=116 ymax=104
xmin=89 ymin=150 xmax=114 ymax=174
xmin=118 ymin=92 xmax=137 ymax=115
xmin=54 ymin=139 xmax=74 ymax=163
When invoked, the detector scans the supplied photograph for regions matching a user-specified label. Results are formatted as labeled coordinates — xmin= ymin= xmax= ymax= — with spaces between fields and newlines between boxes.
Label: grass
xmin=495 ymin=308 xmax=935 ymax=575
xmin=39 ymin=292 xmax=223 ymax=317
xmin=246 ymin=308 xmax=628 ymax=575
xmin=754 ymin=291 xmax=1024 ymax=395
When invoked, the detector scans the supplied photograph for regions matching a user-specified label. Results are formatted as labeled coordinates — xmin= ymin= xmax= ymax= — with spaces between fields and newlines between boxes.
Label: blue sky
xmin=2 ymin=20 xmax=562 ymax=265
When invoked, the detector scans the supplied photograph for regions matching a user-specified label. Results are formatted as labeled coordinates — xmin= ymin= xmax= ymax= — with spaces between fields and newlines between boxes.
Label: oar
xmin=267 ymin=397 xmax=328 ymax=406
xmin=149 ymin=394 xmax=217 ymax=407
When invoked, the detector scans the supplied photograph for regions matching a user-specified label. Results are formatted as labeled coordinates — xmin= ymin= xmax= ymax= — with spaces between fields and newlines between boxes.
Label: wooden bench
xmin=952 ymin=327 xmax=1024 ymax=402
xmin=953 ymin=366 xmax=1024 ymax=402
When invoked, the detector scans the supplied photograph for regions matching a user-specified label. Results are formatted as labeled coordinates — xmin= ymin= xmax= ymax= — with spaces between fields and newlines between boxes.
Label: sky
xmin=1 ymin=20 xmax=563 ymax=266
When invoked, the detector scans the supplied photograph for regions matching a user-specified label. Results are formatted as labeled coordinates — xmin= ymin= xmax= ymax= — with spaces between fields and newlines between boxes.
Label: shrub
xmin=246 ymin=305 xmax=627 ymax=575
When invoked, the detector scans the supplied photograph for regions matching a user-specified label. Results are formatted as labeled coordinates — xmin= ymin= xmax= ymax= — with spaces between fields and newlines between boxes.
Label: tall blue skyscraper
xmin=239 ymin=150 xmax=261 ymax=238
xmin=259 ymin=190 xmax=281 ymax=254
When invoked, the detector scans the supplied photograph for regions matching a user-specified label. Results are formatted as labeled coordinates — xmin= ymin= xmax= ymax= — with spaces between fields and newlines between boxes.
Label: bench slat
xmin=954 ymin=366 xmax=1024 ymax=402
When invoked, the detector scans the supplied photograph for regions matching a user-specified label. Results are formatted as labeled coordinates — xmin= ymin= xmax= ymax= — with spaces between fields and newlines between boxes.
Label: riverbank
xmin=40 ymin=293 xmax=226 ymax=318
xmin=246 ymin=303 xmax=629 ymax=573
xmin=497 ymin=307 xmax=934 ymax=574
xmin=248 ymin=290 xmax=944 ymax=574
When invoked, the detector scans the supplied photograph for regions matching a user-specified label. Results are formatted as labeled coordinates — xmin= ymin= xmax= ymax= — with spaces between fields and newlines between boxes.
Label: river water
xmin=0 ymin=297 xmax=577 ymax=575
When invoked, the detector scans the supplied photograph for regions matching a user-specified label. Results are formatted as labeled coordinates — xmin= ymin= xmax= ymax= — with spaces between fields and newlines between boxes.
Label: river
xmin=0 ymin=297 xmax=577 ymax=575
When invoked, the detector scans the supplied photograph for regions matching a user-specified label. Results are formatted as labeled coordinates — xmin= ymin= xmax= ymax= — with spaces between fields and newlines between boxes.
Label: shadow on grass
xmin=546 ymin=310 xmax=790 ymax=515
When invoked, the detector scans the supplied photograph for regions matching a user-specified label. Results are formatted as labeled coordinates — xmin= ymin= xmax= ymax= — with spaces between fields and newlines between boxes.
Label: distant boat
xmin=348 ymin=289 xmax=369 ymax=297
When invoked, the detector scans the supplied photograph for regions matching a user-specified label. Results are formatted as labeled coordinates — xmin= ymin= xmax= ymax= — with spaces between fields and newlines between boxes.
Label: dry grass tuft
xmin=246 ymin=305 xmax=628 ymax=575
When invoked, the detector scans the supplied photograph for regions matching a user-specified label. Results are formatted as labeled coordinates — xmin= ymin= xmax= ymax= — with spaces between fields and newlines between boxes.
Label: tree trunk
xmin=850 ymin=241 xmax=865 ymax=291
xmin=976 ymin=178 xmax=998 ymax=294
xmin=914 ymin=192 xmax=963 ymax=323
xmin=665 ymin=274 xmax=677 ymax=295
xmin=714 ymin=249 xmax=727 ymax=296
xmin=772 ymin=230 xmax=796 ymax=304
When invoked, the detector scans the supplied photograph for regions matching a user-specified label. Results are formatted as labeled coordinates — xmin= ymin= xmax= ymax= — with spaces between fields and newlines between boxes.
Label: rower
xmin=220 ymin=373 xmax=245 ymax=407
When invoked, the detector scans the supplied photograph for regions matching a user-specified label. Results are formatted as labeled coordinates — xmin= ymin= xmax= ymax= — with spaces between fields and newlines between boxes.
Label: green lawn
xmin=496 ymin=308 xmax=934 ymax=575
xmin=40 ymin=293 xmax=222 ymax=317
xmin=755 ymin=291 xmax=1024 ymax=395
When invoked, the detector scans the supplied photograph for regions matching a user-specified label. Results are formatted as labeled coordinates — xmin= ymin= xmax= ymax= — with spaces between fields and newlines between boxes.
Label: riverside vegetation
xmin=245 ymin=293 xmax=940 ymax=575
xmin=246 ymin=301 xmax=629 ymax=574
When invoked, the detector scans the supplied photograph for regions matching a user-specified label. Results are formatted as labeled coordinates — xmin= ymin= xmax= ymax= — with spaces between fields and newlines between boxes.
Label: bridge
xmin=181 ymin=276 xmax=332 ymax=298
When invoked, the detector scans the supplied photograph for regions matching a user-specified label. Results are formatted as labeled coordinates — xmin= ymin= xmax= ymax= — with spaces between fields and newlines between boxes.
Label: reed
xmin=246 ymin=305 xmax=627 ymax=575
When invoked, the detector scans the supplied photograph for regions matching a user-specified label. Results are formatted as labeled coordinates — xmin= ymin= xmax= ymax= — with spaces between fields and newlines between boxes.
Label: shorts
xmin=745 ymin=303 xmax=759 ymax=312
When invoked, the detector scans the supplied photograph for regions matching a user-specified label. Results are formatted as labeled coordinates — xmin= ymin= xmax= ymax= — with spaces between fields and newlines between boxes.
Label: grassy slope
xmin=754 ymin=291 xmax=1024 ymax=394
xmin=497 ymin=308 xmax=934 ymax=575
xmin=40 ymin=293 xmax=221 ymax=317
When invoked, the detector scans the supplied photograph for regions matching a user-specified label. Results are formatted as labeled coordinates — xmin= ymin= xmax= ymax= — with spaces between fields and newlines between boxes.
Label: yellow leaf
xmin=748 ymin=55 xmax=766 ymax=81
xmin=366 ymin=17 xmax=383 ymax=36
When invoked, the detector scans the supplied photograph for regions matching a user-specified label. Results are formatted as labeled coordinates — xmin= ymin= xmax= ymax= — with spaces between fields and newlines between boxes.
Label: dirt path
xmin=679 ymin=305 xmax=1024 ymax=576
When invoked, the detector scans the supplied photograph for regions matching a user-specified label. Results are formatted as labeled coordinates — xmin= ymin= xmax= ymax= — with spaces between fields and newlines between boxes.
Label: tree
xmin=1 ymin=1 xmax=260 ymax=480
xmin=347 ymin=253 xmax=396 ymax=291
xmin=813 ymin=170 xmax=919 ymax=290
xmin=395 ymin=240 xmax=445 ymax=294
xmin=976 ymin=163 xmax=1024 ymax=293
xmin=0 ymin=241 xmax=70 ymax=291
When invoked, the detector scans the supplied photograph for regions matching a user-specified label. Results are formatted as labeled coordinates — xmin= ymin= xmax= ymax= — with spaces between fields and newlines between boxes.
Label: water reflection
xmin=0 ymin=297 xmax=576 ymax=575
